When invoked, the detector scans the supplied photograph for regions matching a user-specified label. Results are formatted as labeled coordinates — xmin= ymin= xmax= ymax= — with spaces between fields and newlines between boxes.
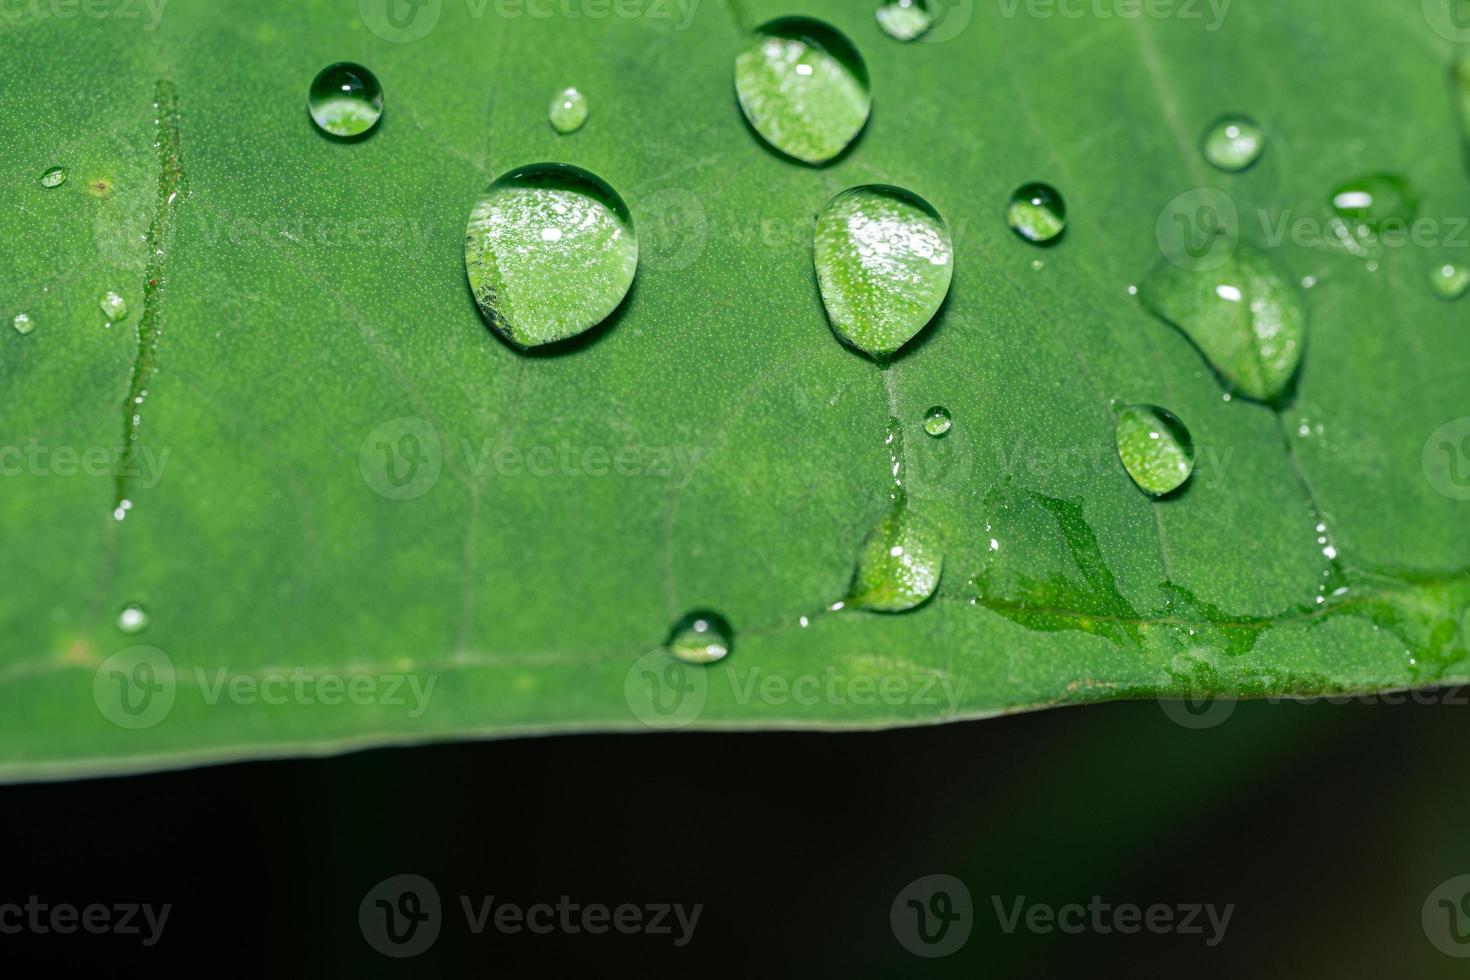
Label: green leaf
xmin=1 ymin=0 xmax=1468 ymax=780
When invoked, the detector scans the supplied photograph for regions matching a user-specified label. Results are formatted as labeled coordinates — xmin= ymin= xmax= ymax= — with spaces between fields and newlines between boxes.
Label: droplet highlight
xmin=308 ymin=62 xmax=384 ymax=139
xmin=1006 ymin=182 xmax=1066 ymax=245
xmin=100 ymin=291 xmax=128 ymax=321
xmin=1201 ymin=115 xmax=1264 ymax=172
xmin=1115 ymin=404 xmax=1196 ymax=496
xmin=1430 ymin=261 xmax=1469 ymax=301
xmin=1138 ymin=245 xmax=1305 ymax=403
xmin=734 ymin=17 xmax=871 ymax=165
xmin=549 ymin=86 xmax=588 ymax=134
xmin=117 ymin=603 xmax=150 ymax=635
xmin=923 ymin=406 xmax=952 ymax=438
xmin=12 ymin=313 xmax=33 ymax=335
xmin=876 ymin=0 xmax=933 ymax=40
xmin=1329 ymin=174 xmax=1417 ymax=233
xmin=848 ymin=498 xmax=944 ymax=613
xmin=39 ymin=167 xmax=66 ymax=188
xmin=814 ymin=184 xmax=954 ymax=357
xmin=465 ymin=163 xmax=638 ymax=348
xmin=666 ymin=610 xmax=733 ymax=664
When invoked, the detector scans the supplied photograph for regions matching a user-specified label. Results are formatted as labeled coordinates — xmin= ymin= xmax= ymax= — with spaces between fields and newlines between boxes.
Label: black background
xmin=2 ymin=695 xmax=1467 ymax=976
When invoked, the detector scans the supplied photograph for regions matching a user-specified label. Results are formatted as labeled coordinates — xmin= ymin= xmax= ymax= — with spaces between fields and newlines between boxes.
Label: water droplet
xmin=1329 ymin=174 xmax=1417 ymax=232
xmin=99 ymin=291 xmax=128 ymax=321
xmin=814 ymin=184 xmax=953 ymax=357
xmin=117 ymin=603 xmax=150 ymax=635
xmin=12 ymin=313 xmax=33 ymax=335
xmin=549 ymin=86 xmax=588 ymax=134
xmin=1006 ymin=182 xmax=1066 ymax=245
xmin=1138 ymin=245 xmax=1305 ymax=403
xmin=666 ymin=610 xmax=733 ymax=664
xmin=876 ymin=0 xmax=933 ymax=40
xmin=734 ymin=17 xmax=870 ymax=165
xmin=923 ymin=406 xmax=952 ymax=437
xmin=848 ymin=498 xmax=943 ymax=612
xmin=1201 ymin=115 xmax=1264 ymax=172
xmin=308 ymin=62 xmax=384 ymax=139
xmin=465 ymin=163 xmax=638 ymax=348
xmin=39 ymin=166 xmax=66 ymax=188
xmin=1114 ymin=404 xmax=1196 ymax=496
xmin=1431 ymin=261 xmax=1470 ymax=301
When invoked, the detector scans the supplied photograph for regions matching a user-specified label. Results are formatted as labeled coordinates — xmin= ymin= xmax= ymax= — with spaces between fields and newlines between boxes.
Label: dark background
xmin=2 ymin=695 xmax=1467 ymax=976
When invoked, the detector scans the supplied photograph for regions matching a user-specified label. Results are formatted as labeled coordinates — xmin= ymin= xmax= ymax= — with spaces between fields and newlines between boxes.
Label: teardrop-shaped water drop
xmin=923 ymin=406 xmax=952 ymax=438
xmin=12 ymin=313 xmax=33 ymax=335
xmin=39 ymin=166 xmax=66 ymax=188
xmin=1430 ymin=261 xmax=1469 ymax=301
xmin=1006 ymin=182 xmax=1066 ymax=245
xmin=876 ymin=0 xmax=933 ymax=40
xmin=848 ymin=498 xmax=943 ymax=613
xmin=1201 ymin=115 xmax=1264 ymax=172
xmin=1137 ymin=245 xmax=1305 ymax=403
xmin=308 ymin=62 xmax=384 ymax=139
xmin=1115 ymin=404 xmax=1196 ymax=496
xmin=734 ymin=17 xmax=870 ymax=165
xmin=465 ymin=163 xmax=638 ymax=348
xmin=666 ymin=610 xmax=733 ymax=664
xmin=549 ymin=86 xmax=588 ymax=134
xmin=1330 ymin=174 xmax=1417 ymax=232
xmin=814 ymin=184 xmax=953 ymax=357
xmin=117 ymin=602 xmax=150 ymax=635
xmin=100 ymin=291 xmax=128 ymax=321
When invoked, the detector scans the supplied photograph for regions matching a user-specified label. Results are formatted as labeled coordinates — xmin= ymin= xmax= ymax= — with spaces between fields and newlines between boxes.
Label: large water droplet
xmin=1138 ymin=245 xmax=1305 ymax=403
xmin=549 ymin=86 xmax=588 ymax=134
xmin=814 ymin=184 xmax=953 ymax=357
xmin=1115 ymin=404 xmax=1196 ymax=496
xmin=1201 ymin=115 xmax=1264 ymax=172
xmin=100 ymin=291 xmax=128 ymax=321
xmin=465 ymin=163 xmax=638 ymax=348
xmin=666 ymin=610 xmax=733 ymax=664
xmin=1430 ymin=261 xmax=1469 ymax=301
xmin=923 ymin=406 xmax=952 ymax=438
xmin=12 ymin=313 xmax=33 ymax=335
xmin=848 ymin=499 xmax=943 ymax=612
xmin=1329 ymin=174 xmax=1417 ymax=232
xmin=308 ymin=62 xmax=384 ymax=139
xmin=734 ymin=17 xmax=870 ymax=165
xmin=1006 ymin=182 xmax=1066 ymax=245
xmin=117 ymin=603 xmax=150 ymax=635
xmin=39 ymin=166 xmax=66 ymax=188
xmin=876 ymin=0 xmax=933 ymax=40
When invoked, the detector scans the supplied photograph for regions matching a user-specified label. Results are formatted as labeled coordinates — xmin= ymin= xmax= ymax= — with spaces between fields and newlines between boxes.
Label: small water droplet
xmin=1030 ymin=258 xmax=1045 ymax=272
xmin=548 ymin=86 xmax=588 ymax=134
xmin=848 ymin=498 xmax=943 ymax=612
xmin=465 ymin=163 xmax=638 ymax=348
xmin=734 ymin=17 xmax=871 ymax=165
xmin=1006 ymin=182 xmax=1066 ymax=245
xmin=1115 ymin=404 xmax=1196 ymax=496
xmin=666 ymin=610 xmax=733 ymax=664
xmin=117 ymin=603 xmax=150 ymax=635
xmin=876 ymin=0 xmax=933 ymax=40
xmin=308 ymin=62 xmax=384 ymax=139
xmin=99 ymin=291 xmax=128 ymax=321
xmin=1430 ymin=261 xmax=1470 ymax=301
xmin=12 ymin=313 xmax=33 ymax=335
xmin=1329 ymin=174 xmax=1417 ymax=232
xmin=1201 ymin=115 xmax=1264 ymax=172
xmin=923 ymin=406 xmax=952 ymax=438
xmin=813 ymin=184 xmax=953 ymax=357
xmin=39 ymin=166 xmax=66 ymax=188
